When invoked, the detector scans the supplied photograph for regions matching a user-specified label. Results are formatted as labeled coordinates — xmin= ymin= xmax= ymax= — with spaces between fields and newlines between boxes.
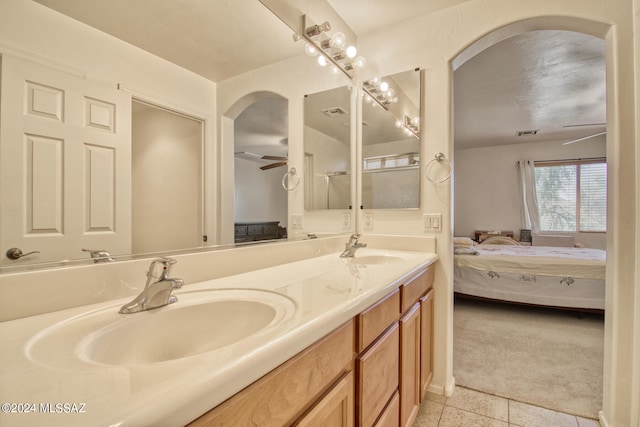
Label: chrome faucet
xmin=340 ymin=234 xmax=367 ymax=258
xmin=119 ymin=257 xmax=184 ymax=314
xmin=82 ymin=248 xmax=114 ymax=263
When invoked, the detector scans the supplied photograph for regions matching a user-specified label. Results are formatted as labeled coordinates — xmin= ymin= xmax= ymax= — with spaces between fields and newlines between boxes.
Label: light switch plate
xmin=424 ymin=213 xmax=442 ymax=232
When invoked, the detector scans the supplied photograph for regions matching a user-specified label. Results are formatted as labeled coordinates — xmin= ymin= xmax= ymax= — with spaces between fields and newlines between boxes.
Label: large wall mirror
xmin=304 ymin=85 xmax=352 ymax=210
xmin=361 ymin=69 xmax=422 ymax=209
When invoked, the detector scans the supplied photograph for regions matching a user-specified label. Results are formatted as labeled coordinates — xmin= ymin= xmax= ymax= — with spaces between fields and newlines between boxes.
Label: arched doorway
xmin=220 ymin=91 xmax=289 ymax=245
xmin=452 ymin=23 xmax=607 ymax=418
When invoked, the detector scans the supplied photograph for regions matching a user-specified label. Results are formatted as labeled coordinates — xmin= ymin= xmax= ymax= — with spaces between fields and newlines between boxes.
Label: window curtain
xmin=517 ymin=160 xmax=540 ymax=233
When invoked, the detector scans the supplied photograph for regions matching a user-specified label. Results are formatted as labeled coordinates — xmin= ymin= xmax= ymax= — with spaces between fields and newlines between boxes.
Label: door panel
xmin=0 ymin=54 xmax=131 ymax=265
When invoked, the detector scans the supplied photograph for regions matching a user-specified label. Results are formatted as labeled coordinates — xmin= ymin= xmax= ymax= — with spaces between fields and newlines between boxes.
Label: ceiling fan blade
xmin=260 ymin=161 xmax=287 ymax=170
xmin=562 ymin=131 xmax=607 ymax=145
xmin=261 ymin=155 xmax=288 ymax=161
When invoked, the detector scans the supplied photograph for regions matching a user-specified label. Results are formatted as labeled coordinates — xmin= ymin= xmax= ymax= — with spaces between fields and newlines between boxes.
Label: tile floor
xmin=414 ymin=386 xmax=601 ymax=427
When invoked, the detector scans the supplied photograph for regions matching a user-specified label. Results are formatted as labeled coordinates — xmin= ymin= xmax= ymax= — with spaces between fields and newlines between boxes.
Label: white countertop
xmin=0 ymin=248 xmax=437 ymax=426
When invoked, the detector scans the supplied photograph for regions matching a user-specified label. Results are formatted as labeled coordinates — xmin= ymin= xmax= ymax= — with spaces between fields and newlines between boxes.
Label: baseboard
xmin=427 ymin=376 xmax=456 ymax=397
xmin=598 ymin=410 xmax=608 ymax=427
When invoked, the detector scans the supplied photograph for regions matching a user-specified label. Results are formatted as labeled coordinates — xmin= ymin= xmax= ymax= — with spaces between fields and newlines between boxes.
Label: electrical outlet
xmin=291 ymin=213 xmax=303 ymax=230
xmin=423 ymin=213 xmax=442 ymax=232
xmin=364 ymin=212 xmax=374 ymax=231
xmin=342 ymin=213 xmax=351 ymax=230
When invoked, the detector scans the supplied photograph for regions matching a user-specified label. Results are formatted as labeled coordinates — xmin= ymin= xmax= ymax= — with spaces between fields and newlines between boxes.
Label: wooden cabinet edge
xmin=294 ymin=371 xmax=354 ymax=427
xmin=189 ymin=319 xmax=355 ymax=426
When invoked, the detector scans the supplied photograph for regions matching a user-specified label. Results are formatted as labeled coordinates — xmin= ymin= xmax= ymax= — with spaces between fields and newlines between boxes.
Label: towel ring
xmin=282 ymin=167 xmax=300 ymax=191
xmin=425 ymin=152 xmax=452 ymax=183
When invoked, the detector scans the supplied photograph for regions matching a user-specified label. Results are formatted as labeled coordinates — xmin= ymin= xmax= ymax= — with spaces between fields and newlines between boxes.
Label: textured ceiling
xmin=33 ymin=1 xmax=606 ymax=150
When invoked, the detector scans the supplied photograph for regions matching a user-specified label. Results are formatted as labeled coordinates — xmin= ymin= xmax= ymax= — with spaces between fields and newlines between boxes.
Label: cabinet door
xmin=295 ymin=372 xmax=354 ymax=427
xmin=357 ymin=323 xmax=399 ymax=427
xmin=400 ymin=303 xmax=421 ymax=427
xmin=420 ymin=289 xmax=435 ymax=400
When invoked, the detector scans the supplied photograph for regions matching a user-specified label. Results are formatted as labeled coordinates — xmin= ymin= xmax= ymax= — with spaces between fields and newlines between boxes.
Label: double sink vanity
xmin=0 ymin=236 xmax=437 ymax=426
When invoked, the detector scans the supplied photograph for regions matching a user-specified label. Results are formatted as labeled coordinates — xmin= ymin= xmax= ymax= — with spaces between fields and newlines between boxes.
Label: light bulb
xmin=345 ymin=45 xmax=357 ymax=59
xmin=305 ymin=43 xmax=318 ymax=57
xmin=331 ymin=65 xmax=339 ymax=74
xmin=365 ymin=95 xmax=372 ymax=103
xmin=353 ymin=56 xmax=366 ymax=68
xmin=411 ymin=117 xmax=420 ymax=126
xmin=372 ymin=77 xmax=381 ymax=86
xmin=395 ymin=120 xmax=403 ymax=128
xmin=379 ymin=81 xmax=389 ymax=92
xmin=386 ymin=88 xmax=395 ymax=98
xmin=317 ymin=55 xmax=328 ymax=66
xmin=331 ymin=32 xmax=346 ymax=48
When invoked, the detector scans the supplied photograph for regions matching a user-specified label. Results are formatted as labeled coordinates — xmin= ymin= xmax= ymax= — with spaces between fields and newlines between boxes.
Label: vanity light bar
xmin=298 ymin=15 xmax=364 ymax=80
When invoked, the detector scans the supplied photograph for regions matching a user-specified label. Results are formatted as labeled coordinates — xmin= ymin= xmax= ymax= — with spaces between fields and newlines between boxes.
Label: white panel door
xmin=0 ymin=54 xmax=132 ymax=266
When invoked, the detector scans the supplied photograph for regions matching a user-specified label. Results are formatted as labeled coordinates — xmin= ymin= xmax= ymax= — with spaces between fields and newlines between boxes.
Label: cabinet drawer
xmin=263 ymin=223 xmax=277 ymax=235
xmin=247 ymin=224 xmax=263 ymax=235
xmin=234 ymin=225 xmax=247 ymax=237
xmin=373 ymin=391 xmax=399 ymax=427
xmin=400 ymin=267 xmax=434 ymax=313
xmin=357 ymin=289 xmax=399 ymax=353
xmin=357 ymin=323 xmax=399 ymax=427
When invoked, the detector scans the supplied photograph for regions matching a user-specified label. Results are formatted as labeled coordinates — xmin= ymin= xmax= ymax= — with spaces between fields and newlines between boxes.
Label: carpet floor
xmin=453 ymin=297 xmax=604 ymax=419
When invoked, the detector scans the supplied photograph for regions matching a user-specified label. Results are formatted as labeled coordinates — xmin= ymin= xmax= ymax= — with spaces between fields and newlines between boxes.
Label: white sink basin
xmin=346 ymin=254 xmax=406 ymax=265
xmin=26 ymin=289 xmax=296 ymax=368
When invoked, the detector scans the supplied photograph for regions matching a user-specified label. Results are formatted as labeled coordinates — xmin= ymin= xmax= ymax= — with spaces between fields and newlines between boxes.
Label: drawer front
xmin=263 ymin=223 xmax=277 ymax=235
xmin=247 ymin=224 xmax=263 ymax=235
xmin=373 ymin=391 xmax=399 ymax=427
xmin=401 ymin=266 xmax=434 ymax=313
xmin=234 ymin=225 xmax=247 ymax=237
xmin=357 ymin=323 xmax=399 ymax=427
xmin=357 ymin=289 xmax=399 ymax=353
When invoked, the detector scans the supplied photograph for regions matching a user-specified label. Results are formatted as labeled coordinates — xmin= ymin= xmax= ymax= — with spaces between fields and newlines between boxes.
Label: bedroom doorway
xmin=451 ymin=28 xmax=607 ymax=420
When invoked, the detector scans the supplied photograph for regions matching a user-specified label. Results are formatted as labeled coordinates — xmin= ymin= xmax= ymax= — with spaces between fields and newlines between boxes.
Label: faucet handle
xmin=147 ymin=257 xmax=178 ymax=279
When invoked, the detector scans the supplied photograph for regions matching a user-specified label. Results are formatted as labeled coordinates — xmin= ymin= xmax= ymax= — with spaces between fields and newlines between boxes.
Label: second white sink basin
xmin=26 ymin=289 xmax=296 ymax=368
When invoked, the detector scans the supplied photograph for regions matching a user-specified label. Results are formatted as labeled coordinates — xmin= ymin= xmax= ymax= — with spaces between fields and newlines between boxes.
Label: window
xmin=363 ymin=152 xmax=419 ymax=170
xmin=534 ymin=159 xmax=607 ymax=232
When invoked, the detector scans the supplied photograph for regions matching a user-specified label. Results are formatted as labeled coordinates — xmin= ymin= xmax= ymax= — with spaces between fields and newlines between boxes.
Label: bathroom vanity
xmin=0 ymin=240 xmax=437 ymax=427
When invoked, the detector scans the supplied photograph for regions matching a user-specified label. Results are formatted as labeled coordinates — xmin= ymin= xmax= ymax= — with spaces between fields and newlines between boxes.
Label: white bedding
xmin=454 ymin=245 xmax=606 ymax=310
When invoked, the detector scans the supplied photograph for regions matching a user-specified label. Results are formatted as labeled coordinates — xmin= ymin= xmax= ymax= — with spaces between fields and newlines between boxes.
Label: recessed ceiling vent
xmin=322 ymin=107 xmax=348 ymax=117
xmin=516 ymin=129 xmax=539 ymax=136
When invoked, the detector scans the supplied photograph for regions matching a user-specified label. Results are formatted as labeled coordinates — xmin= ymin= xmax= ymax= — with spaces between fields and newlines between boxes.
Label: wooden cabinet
xmin=399 ymin=267 xmax=435 ymax=426
xmin=373 ymin=392 xmax=399 ymax=427
xmin=357 ymin=289 xmax=399 ymax=352
xmin=295 ymin=371 xmax=354 ymax=427
xmin=189 ymin=320 xmax=354 ymax=426
xmin=356 ymin=323 xmax=399 ymax=427
xmin=420 ymin=289 xmax=435 ymax=400
xmin=399 ymin=304 xmax=421 ymax=427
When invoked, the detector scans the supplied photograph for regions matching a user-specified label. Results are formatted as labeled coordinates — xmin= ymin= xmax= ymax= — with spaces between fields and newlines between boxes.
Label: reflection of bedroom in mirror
xmin=452 ymin=29 xmax=607 ymax=420
xmin=304 ymin=86 xmax=351 ymax=210
xmin=361 ymin=69 xmax=421 ymax=209
xmin=233 ymin=94 xmax=289 ymax=242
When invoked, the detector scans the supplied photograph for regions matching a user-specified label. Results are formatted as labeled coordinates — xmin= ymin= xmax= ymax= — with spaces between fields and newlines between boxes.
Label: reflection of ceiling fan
xmin=234 ymin=152 xmax=288 ymax=170
xmin=259 ymin=155 xmax=288 ymax=170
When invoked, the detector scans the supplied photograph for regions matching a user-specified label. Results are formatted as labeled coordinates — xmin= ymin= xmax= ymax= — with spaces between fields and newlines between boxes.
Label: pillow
xmin=479 ymin=236 xmax=521 ymax=246
xmin=455 ymin=246 xmax=478 ymax=255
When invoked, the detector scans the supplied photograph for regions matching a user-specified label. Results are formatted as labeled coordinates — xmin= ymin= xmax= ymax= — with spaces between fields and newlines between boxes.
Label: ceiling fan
xmin=259 ymin=155 xmax=288 ymax=170
xmin=234 ymin=151 xmax=288 ymax=170
xmin=561 ymin=123 xmax=606 ymax=145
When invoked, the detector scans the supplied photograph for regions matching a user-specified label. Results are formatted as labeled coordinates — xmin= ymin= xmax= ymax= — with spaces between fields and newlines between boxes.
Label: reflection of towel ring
xmin=282 ymin=167 xmax=300 ymax=191
xmin=425 ymin=152 xmax=452 ymax=183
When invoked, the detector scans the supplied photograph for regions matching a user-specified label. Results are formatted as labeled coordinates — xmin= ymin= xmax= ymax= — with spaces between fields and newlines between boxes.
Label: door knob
xmin=6 ymin=247 xmax=40 ymax=260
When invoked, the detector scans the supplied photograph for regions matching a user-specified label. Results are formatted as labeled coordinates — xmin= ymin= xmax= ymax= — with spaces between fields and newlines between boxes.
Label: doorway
xmin=131 ymin=100 xmax=204 ymax=253
xmin=451 ymin=29 xmax=606 ymax=419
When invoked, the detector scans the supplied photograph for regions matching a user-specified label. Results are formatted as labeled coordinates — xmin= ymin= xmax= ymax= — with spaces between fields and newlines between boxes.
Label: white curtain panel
xmin=517 ymin=160 xmax=541 ymax=233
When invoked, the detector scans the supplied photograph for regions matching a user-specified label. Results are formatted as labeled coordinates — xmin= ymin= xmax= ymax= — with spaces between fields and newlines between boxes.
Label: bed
xmin=454 ymin=238 xmax=606 ymax=311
